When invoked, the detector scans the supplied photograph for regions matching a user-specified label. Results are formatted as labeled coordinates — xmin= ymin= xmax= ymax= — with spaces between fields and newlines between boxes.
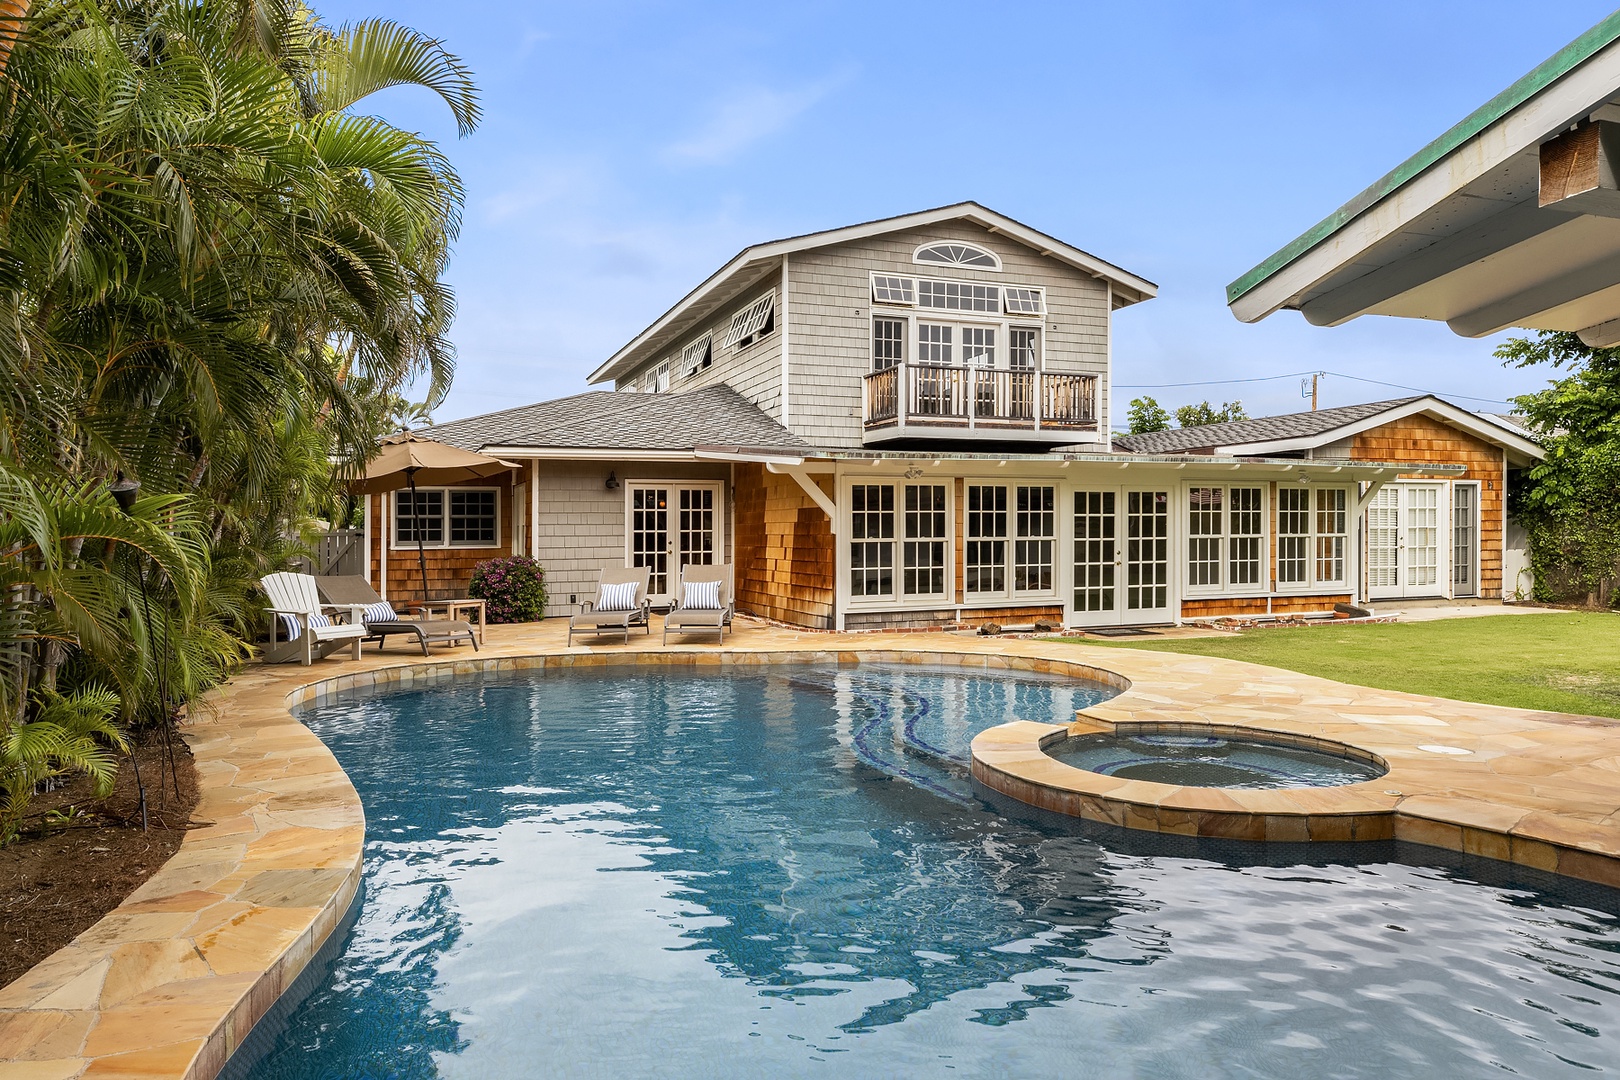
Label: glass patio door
xmin=1368 ymin=483 xmax=1448 ymax=600
xmin=1070 ymin=488 xmax=1171 ymax=626
xmin=627 ymin=482 xmax=722 ymax=604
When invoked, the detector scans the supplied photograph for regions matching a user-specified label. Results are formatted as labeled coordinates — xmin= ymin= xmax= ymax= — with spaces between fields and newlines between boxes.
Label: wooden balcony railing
xmin=863 ymin=363 xmax=1098 ymax=433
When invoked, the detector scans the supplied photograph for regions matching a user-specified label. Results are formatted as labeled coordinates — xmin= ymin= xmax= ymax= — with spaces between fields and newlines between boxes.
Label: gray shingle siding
xmin=785 ymin=222 xmax=1112 ymax=448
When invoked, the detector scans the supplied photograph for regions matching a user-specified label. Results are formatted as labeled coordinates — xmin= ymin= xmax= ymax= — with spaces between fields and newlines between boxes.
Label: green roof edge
xmin=1225 ymin=9 xmax=1620 ymax=308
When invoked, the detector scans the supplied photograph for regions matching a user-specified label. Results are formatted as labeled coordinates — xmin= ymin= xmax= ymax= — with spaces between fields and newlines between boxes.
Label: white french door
xmin=1368 ymin=484 xmax=1446 ymax=600
xmin=1069 ymin=488 xmax=1172 ymax=626
xmin=627 ymin=482 xmax=722 ymax=604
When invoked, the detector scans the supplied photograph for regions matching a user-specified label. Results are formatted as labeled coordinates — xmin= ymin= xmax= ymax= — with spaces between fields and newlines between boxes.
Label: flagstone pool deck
xmin=2 ymin=615 xmax=1618 ymax=1078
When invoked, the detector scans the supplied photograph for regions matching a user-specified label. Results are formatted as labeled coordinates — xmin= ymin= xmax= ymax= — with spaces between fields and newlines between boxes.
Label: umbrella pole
xmin=407 ymin=469 xmax=429 ymax=602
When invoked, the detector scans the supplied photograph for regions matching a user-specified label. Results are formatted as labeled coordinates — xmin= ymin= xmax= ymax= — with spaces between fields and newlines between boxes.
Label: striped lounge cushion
xmin=682 ymin=579 xmax=721 ymax=611
xmin=278 ymin=610 xmax=330 ymax=640
xmin=362 ymin=601 xmax=398 ymax=624
xmin=596 ymin=581 xmax=639 ymax=612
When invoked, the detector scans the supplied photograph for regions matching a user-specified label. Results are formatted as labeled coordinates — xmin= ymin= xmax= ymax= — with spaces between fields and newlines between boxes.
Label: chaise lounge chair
xmin=568 ymin=565 xmax=651 ymax=645
xmin=662 ymin=563 xmax=733 ymax=645
xmin=314 ymin=575 xmax=479 ymax=655
xmin=260 ymin=571 xmax=368 ymax=665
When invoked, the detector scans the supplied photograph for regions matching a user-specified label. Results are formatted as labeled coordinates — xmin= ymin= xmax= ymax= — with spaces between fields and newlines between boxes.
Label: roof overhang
xmin=1212 ymin=397 xmax=1544 ymax=465
xmin=1227 ymin=12 xmax=1620 ymax=345
xmin=589 ymin=203 xmax=1159 ymax=386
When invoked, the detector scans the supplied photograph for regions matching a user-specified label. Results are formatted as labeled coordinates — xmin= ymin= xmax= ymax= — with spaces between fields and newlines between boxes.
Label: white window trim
xmin=1274 ymin=484 xmax=1354 ymax=593
xmin=681 ymin=333 xmax=712 ymax=378
xmin=390 ymin=486 xmax=502 ymax=550
xmin=962 ymin=483 xmax=1060 ymax=601
xmin=870 ymin=272 xmax=917 ymax=307
xmin=1451 ymin=480 xmax=1482 ymax=598
xmin=1182 ymin=482 xmax=1269 ymax=597
xmin=1002 ymin=285 xmax=1046 ymax=316
xmin=912 ymin=241 xmax=1002 ymax=272
xmin=878 ymin=311 xmax=1045 ymax=371
xmin=722 ymin=291 xmax=776 ymax=349
xmin=841 ymin=477 xmax=955 ymax=608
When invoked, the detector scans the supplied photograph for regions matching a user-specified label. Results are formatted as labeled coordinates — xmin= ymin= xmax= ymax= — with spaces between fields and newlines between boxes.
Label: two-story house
xmin=365 ymin=203 xmax=1541 ymax=629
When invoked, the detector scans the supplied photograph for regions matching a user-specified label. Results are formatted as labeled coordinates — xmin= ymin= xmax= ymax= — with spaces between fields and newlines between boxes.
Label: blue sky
xmin=321 ymin=1 xmax=1620 ymax=427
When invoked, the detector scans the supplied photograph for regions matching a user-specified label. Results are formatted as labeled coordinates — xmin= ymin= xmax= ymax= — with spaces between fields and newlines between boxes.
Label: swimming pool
xmin=225 ymin=663 xmax=1620 ymax=1078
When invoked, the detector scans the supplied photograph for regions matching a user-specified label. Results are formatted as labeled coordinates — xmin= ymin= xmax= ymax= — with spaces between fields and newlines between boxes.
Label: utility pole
xmin=1301 ymin=372 xmax=1326 ymax=411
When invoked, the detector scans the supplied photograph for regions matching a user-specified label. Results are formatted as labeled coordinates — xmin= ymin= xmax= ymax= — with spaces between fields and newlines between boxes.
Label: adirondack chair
xmin=315 ymin=575 xmax=478 ymax=656
xmin=662 ymin=564 xmax=734 ymax=645
xmin=260 ymin=571 xmax=367 ymax=665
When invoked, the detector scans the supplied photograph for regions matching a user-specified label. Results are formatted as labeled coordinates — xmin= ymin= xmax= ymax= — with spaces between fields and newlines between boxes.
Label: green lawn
xmin=1062 ymin=612 xmax=1620 ymax=719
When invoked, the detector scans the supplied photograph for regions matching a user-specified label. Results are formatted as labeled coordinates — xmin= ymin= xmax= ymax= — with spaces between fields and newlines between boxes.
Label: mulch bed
xmin=0 ymin=734 xmax=198 ymax=989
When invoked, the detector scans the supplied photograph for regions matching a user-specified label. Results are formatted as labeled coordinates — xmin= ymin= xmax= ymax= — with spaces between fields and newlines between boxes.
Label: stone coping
xmin=4 ymin=615 xmax=1618 ymax=1077
xmin=972 ymin=666 xmax=1620 ymax=887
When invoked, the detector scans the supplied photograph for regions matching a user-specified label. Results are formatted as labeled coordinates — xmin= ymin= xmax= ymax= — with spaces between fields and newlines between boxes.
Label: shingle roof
xmin=419 ymin=385 xmax=812 ymax=455
xmin=1111 ymin=397 xmax=1423 ymax=455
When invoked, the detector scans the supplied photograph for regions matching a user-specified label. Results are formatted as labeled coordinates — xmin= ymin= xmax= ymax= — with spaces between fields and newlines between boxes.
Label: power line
xmin=1115 ymin=368 xmax=1521 ymax=409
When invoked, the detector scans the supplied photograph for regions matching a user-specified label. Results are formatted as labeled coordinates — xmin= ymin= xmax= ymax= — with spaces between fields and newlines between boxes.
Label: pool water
xmin=1050 ymin=731 xmax=1386 ymax=788
xmin=225 ymin=664 xmax=1620 ymax=1078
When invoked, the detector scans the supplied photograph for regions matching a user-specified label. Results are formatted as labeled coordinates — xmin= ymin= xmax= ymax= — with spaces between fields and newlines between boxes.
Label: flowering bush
xmin=468 ymin=556 xmax=548 ymax=623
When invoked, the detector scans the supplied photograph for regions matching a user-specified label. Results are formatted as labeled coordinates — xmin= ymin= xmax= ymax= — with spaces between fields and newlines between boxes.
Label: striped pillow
xmin=278 ymin=610 xmax=330 ymax=640
xmin=596 ymin=581 xmax=638 ymax=612
xmin=682 ymin=579 xmax=721 ymax=611
xmin=362 ymin=601 xmax=398 ymax=624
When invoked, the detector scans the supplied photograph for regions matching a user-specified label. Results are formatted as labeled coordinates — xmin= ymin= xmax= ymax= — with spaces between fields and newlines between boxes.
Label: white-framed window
xmin=871 ymin=273 xmax=917 ymax=305
xmin=903 ymin=484 xmax=949 ymax=597
xmin=913 ymin=241 xmax=1001 ymax=271
xmin=964 ymin=485 xmax=1007 ymax=594
xmin=961 ymin=325 xmax=996 ymax=366
xmin=722 ymin=291 xmax=775 ymax=349
xmin=918 ymin=278 xmax=999 ymax=313
xmin=681 ymin=333 xmax=712 ymax=377
xmin=962 ymin=484 xmax=1055 ymax=597
xmin=1315 ymin=488 xmax=1348 ymax=586
xmin=393 ymin=487 xmax=500 ymax=548
xmin=1186 ymin=485 xmax=1266 ymax=593
xmin=917 ymin=322 xmax=952 ymax=365
xmin=1276 ymin=485 xmax=1350 ymax=590
xmin=872 ymin=318 xmax=905 ymax=370
xmin=654 ymin=361 xmax=670 ymax=394
xmin=1014 ymin=485 xmax=1056 ymax=592
xmin=848 ymin=482 xmax=950 ymax=602
xmin=1009 ymin=327 xmax=1039 ymax=369
xmin=1003 ymin=286 xmax=1044 ymax=315
xmin=850 ymin=484 xmax=895 ymax=597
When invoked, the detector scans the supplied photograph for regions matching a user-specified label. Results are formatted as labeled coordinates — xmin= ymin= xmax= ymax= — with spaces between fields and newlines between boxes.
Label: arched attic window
xmin=913 ymin=241 xmax=1001 ymax=271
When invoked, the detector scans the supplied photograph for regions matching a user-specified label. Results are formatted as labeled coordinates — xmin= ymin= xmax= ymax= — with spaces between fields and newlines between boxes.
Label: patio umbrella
xmin=351 ymin=433 xmax=521 ymax=601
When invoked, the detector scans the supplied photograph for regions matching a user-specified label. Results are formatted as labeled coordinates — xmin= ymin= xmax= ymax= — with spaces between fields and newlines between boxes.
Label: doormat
xmin=1086 ymin=627 xmax=1160 ymax=638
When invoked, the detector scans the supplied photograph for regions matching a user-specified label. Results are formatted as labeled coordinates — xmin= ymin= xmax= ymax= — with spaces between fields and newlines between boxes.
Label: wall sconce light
xmin=1297 ymin=473 xmax=1312 ymax=485
xmin=605 ymin=471 xmax=620 ymax=490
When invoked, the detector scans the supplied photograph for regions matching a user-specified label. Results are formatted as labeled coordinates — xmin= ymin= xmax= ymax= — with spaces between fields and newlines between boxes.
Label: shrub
xmin=468 ymin=556 xmax=547 ymax=623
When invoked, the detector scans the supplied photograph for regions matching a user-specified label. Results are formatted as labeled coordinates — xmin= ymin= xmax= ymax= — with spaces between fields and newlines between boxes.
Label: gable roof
xmin=588 ymin=202 xmax=1159 ymax=386
xmin=1225 ymin=12 xmax=1620 ymax=340
xmin=419 ymin=385 xmax=812 ymax=457
xmin=1112 ymin=395 xmax=1544 ymax=464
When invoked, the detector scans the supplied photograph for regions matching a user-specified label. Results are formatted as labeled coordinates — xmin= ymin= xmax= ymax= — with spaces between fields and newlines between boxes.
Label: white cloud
xmin=662 ymin=74 xmax=848 ymax=165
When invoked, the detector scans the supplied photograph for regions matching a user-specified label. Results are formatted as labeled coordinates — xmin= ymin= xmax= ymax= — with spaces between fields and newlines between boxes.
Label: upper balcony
xmin=861 ymin=363 xmax=1099 ymax=445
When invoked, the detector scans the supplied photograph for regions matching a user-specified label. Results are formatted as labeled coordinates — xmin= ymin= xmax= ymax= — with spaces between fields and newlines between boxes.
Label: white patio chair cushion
xmin=681 ymin=579 xmax=721 ymax=610
xmin=596 ymin=581 xmax=638 ymax=611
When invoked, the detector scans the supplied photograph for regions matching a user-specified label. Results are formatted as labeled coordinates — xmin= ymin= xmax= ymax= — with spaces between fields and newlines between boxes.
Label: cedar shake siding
xmin=369 ymin=472 xmax=516 ymax=602
xmin=732 ymin=463 xmax=834 ymax=629
xmin=1351 ymin=414 xmax=1508 ymax=598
